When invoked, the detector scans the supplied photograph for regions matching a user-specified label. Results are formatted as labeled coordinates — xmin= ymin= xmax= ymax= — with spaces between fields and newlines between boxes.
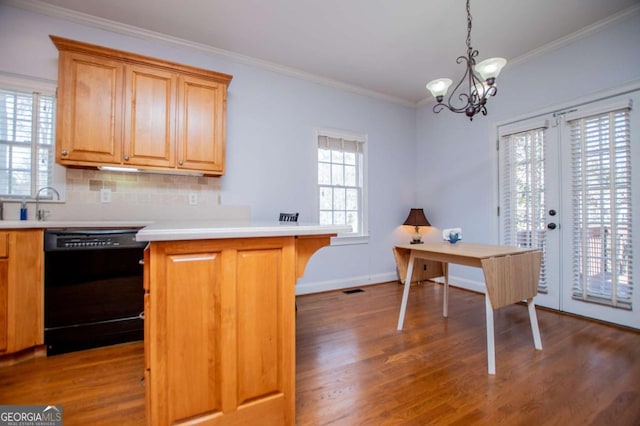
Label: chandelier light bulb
xmin=426 ymin=78 xmax=453 ymax=102
xmin=472 ymin=81 xmax=490 ymax=97
xmin=475 ymin=57 xmax=507 ymax=84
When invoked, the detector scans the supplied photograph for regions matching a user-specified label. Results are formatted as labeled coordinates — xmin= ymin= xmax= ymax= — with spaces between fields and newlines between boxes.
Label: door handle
xmin=547 ymin=223 xmax=557 ymax=230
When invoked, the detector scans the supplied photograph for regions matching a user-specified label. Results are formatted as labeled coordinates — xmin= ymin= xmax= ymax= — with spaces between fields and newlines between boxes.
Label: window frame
xmin=314 ymin=128 xmax=368 ymax=245
xmin=0 ymin=74 xmax=65 ymax=201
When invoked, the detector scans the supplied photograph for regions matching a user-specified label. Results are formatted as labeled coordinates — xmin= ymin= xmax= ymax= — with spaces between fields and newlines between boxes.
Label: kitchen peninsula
xmin=136 ymin=221 xmax=349 ymax=425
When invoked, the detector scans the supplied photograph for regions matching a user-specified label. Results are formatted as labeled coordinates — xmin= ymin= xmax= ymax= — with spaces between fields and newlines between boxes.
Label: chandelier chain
xmin=466 ymin=0 xmax=473 ymax=53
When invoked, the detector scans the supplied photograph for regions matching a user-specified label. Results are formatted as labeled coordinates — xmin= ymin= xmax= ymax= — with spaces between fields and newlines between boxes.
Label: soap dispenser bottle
xmin=20 ymin=199 xmax=27 ymax=220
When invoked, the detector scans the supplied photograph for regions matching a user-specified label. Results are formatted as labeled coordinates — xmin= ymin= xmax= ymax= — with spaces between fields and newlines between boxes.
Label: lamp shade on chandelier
xmin=426 ymin=0 xmax=506 ymax=120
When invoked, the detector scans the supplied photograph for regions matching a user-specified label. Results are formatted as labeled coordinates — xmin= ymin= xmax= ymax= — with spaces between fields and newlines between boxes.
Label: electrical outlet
xmin=100 ymin=188 xmax=112 ymax=203
xmin=189 ymin=192 xmax=198 ymax=205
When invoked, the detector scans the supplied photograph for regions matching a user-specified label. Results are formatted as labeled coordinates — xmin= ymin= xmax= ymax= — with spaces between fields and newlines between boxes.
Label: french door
xmin=498 ymin=90 xmax=640 ymax=329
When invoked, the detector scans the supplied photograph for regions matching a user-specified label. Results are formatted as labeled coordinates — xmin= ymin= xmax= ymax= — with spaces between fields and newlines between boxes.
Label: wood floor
xmin=1 ymin=281 xmax=639 ymax=425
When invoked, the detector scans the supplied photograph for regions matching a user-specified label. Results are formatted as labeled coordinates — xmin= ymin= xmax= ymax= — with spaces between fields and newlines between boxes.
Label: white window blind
xmin=568 ymin=107 xmax=633 ymax=309
xmin=317 ymin=134 xmax=364 ymax=235
xmin=0 ymin=89 xmax=55 ymax=198
xmin=500 ymin=125 xmax=549 ymax=293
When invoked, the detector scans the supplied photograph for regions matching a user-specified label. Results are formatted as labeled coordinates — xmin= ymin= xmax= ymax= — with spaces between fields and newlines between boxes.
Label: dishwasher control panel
xmin=44 ymin=229 xmax=146 ymax=251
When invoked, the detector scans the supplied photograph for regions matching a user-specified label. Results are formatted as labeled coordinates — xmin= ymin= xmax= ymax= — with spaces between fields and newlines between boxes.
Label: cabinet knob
xmin=124 ymin=155 xmax=130 ymax=161
xmin=178 ymin=160 xmax=184 ymax=166
xmin=61 ymin=150 xmax=68 ymax=156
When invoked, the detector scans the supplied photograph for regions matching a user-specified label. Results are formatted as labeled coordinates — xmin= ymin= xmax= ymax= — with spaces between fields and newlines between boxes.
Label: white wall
xmin=0 ymin=3 xmax=417 ymax=293
xmin=415 ymin=10 xmax=640 ymax=290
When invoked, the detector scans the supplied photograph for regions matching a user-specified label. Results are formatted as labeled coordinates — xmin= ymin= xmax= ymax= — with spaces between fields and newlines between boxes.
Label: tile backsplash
xmin=4 ymin=168 xmax=249 ymax=222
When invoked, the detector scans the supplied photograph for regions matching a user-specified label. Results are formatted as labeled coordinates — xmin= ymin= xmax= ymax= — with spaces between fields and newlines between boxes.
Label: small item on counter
xmin=20 ymin=199 xmax=27 ymax=220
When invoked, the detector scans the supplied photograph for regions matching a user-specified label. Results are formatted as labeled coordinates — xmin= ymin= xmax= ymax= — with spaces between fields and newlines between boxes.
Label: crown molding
xmin=506 ymin=3 xmax=640 ymax=68
xmin=0 ymin=70 xmax=57 ymax=93
xmin=417 ymin=3 xmax=640 ymax=107
xmin=3 ymin=0 xmax=416 ymax=108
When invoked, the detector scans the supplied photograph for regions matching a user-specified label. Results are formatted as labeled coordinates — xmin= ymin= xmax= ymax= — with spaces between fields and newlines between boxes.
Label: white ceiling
xmin=16 ymin=0 xmax=640 ymax=105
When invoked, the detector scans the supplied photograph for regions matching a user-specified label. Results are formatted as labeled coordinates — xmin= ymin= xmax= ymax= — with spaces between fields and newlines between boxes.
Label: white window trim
xmin=314 ymin=127 xmax=369 ymax=245
xmin=0 ymin=72 xmax=66 ymax=201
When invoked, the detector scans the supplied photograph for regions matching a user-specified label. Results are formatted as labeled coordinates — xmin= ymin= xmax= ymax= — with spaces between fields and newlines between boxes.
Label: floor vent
xmin=343 ymin=289 xmax=364 ymax=294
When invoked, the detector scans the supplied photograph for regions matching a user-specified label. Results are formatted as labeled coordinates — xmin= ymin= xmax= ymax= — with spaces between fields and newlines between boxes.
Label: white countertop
xmin=136 ymin=221 xmax=351 ymax=242
xmin=0 ymin=220 xmax=152 ymax=229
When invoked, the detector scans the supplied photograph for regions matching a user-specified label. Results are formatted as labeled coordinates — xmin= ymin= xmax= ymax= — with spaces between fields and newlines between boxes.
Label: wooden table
xmin=395 ymin=242 xmax=543 ymax=374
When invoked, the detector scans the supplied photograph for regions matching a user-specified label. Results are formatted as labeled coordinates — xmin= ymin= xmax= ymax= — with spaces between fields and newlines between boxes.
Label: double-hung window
xmin=0 ymin=87 xmax=56 ymax=198
xmin=316 ymin=130 xmax=367 ymax=240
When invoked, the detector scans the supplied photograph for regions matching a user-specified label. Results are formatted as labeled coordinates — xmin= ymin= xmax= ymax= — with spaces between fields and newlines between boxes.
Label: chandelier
xmin=425 ymin=0 xmax=506 ymax=120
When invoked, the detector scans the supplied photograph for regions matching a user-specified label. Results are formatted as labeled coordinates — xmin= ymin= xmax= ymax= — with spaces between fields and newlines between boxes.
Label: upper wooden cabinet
xmin=124 ymin=64 xmax=176 ymax=168
xmin=55 ymin=50 xmax=124 ymax=164
xmin=51 ymin=36 xmax=232 ymax=176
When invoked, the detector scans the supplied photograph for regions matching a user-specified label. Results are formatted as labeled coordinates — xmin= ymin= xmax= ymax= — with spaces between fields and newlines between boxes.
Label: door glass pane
xmin=569 ymin=110 xmax=632 ymax=309
xmin=501 ymin=128 xmax=548 ymax=292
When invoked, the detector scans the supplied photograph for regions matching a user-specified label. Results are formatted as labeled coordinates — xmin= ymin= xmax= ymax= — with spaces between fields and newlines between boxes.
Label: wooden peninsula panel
xmin=144 ymin=234 xmax=333 ymax=425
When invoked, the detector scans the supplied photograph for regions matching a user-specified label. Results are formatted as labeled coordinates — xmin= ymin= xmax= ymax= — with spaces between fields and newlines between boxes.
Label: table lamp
xmin=403 ymin=208 xmax=431 ymax=244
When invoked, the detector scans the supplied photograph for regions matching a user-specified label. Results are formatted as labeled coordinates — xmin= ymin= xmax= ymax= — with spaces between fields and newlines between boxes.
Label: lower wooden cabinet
xmin=0 ymin=257 xmax=8 ymax=353
xmin=144 ymin=235 xmax=329 ymax=425
xmin=0 ymin=230 xmax=44 ymax=358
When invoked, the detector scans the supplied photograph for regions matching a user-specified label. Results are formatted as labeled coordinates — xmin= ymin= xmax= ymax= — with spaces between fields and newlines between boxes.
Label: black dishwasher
xmin=44 ymin=229 xmax=147 ymax=355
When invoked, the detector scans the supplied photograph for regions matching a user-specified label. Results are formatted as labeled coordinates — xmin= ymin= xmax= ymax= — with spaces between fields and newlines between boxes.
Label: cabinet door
xmin=148 ymin=245 xmax=223 ymax=424
xmin=56 ymin=51 xmax=123 ymax=164
xmin=0 ymin=231 xmax=43 ymax=355
xmin=124 ymin=64 xmax=177 ymax=168
xmin=0 ymin=260 xmax=7 ymax=353
xmin=176 ymin=75 xmax=227 ymax=174
xmin=8 ymin=231 xmax=44 ymax=353
xmin=0 ymin=232 xmax=9 ymax=353
xmin=148 ymin=238 xmax=296 ymax=425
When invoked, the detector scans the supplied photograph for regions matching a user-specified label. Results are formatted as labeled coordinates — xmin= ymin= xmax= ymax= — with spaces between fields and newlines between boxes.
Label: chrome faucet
xmin=36 ymin=186 xmax=60 ymax=221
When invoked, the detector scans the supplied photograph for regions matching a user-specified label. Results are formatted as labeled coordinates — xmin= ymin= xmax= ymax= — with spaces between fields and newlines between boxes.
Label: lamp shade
xmin=426 ymin=78 xmax=452 ymax=99
xmin=474 ymin=57 xmax=507 ymax=82
xmin=403 ymin=208 xmax=431 ymax=227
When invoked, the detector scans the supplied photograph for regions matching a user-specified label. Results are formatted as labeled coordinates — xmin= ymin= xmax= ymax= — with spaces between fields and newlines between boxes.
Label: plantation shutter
xmin=566 ymin=101 xmax=633 ymax=309
xmin=0 ymin=89 xmax=55 ymax=197
xmin=499 ymin=120 xmax=549 ymax=293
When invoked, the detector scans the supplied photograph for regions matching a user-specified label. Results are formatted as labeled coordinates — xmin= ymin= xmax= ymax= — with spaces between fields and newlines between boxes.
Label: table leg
xmin=527 ymin=298 xmax=543 ymax=350
xmin=442 ymin=262 xmax=449 ymax=318
xmin=485 ymin=294 xmax=496 ymax=375
xmin=397 ymin=251 xmax=416 ymax=330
